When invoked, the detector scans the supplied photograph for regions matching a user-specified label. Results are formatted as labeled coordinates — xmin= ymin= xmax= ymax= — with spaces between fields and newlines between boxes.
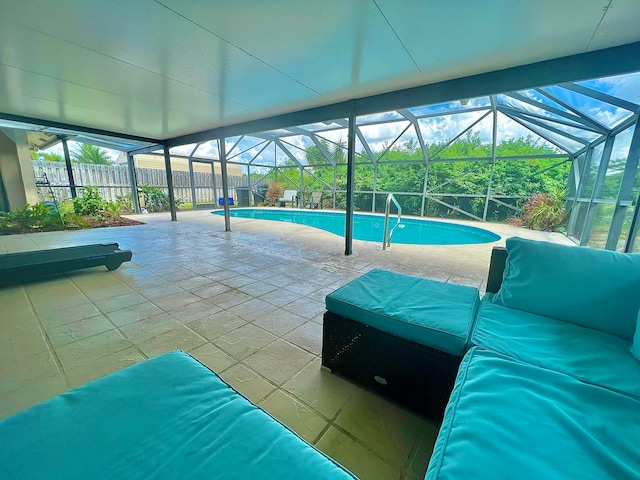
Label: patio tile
xmin=0 ymin=318 xmax=49 ymax=362
xmin=0 ymin=374 xmax=68 ymax=420
xmin=206 ymin=270 xmax=239 ymax=282
xmin=151 ymin=291 xmax=202 ymax=311
xmin=46 ymin=315 xmax=114 ymax=347
xmin=403 ymin=422 xmax=440 ymax=480
xmin=226 ymin=297 xmax=278 ymax=322
xmin=259 ymin=289 xmax=302 ymax=307
xmin=136 ymin=325 xmax=207 ymax=358
xmin=307 ymin=286 xmax=336 ymax=303
xmin=189 ymin=343 xmax=237 ymax=373
xmin=0 ymin=350 xmax=60 ymax=396
xmin=263 ymin=275 xmax=298 ymax=289
xmin=31 ymin=291 xmax=90 ymax=315
xmin=160 ymin=269 xmax=201 ymax=283
xmin=220 ymin=363 xmax=276 ymax=403
xmin=243 ymin=339 xmax=315 ymax=386
xmin=252 ymin=309 xmax=307 ymax=336
xmin=259 ymin=390 xmax=327 ymax=443
xmin=175 ymin=275 xmax=217 ymax=291
xmin=206 ymin=290 xmax=253 ymax=310
xmin=55 ymin=330 xmax=133 ymax=371
xmin=220 ymin=275 xmax=258 ymax=289
xmin=283 ymin=321 xmax=323 ymax=355
xmin=283 ymin=297 xmax=326 ymax=320
xmin=119 ymin=313 xmax=182 ymax=345
xmin=112 ymin=268 xmax=163 ymax=287
xmin=38 ymin=302 xmax=103 ymax=329
xmin=283 ymin=359 xmax=357 ymax=419
xmin=139 ymin=283 xmax=185 ymax=300
xmin=192 ymin=282 xmax=233 ymax=299
xmin=106 ymin=302 xmax=165 ymax=327
xmin=283 ymin=282 xmax=319 ymax=296
xmin=95 ymin=292 xmax=147 ymax=314
xmin=237 ymin=281 xmax=278 ymax=297
xmin=215 ymin=324 xmax=277 ymax=360
xmin=335 ymin=388 xmax=426 ymax=469
xmin=316 ymin=427 xmax=401 ymax=480
xmin=166 ymin=299 xmax=222 ymax=324
xmin=64 ymin=347 xmax=146 ymax=389
xmin=227 ymin=263 xmax=261 ymax=275
xmin=188 ymin=311 xmax=247 ymax=340
xmin=81 ymin=283 xmax=134 ymax=302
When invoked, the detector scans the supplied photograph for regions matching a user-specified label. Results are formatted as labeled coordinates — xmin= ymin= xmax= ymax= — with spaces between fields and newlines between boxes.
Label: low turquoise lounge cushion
xmin=426 ymin=348 xmax=640 ymax=480
xmin=470 ymin=295 xmax=640 ymax=399
xmin=631 ymin=310 xmax=640 ymax=361
xmin=326 ymin=269 xmax=479 ymax=356
xmin=0 ymin=351 xmax=356 ymax=480
xmin=493 ymin=237 xmax=640 ymax=339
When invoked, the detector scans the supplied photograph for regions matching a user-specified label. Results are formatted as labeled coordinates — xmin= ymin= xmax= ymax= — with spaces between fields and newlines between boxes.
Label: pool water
xmin=212 ymin=209 xmax=500 ymax=245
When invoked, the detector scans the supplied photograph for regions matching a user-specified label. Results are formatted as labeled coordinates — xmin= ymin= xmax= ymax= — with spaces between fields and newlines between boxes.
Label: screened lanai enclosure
xmin=147 ymin=71 xmax=639 ymax=253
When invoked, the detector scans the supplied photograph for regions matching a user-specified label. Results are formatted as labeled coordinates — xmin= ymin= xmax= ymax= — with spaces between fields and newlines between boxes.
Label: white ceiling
xmin=0 ymin=0 xmax=639 ymax=142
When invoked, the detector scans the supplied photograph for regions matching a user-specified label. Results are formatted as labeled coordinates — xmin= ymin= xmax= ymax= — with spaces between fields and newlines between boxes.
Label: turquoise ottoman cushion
xmin=326 ymin=269 xmax=479 ymax=356
xmin=0 ymin=351 xmax=356 ymax=480
xmin=493 ymin=237 xmax=640 ymax=339
xmin=426 ymin=348 xmax=640 ymax=480
xmin=470 ymin=295 xmax=640 ymax=399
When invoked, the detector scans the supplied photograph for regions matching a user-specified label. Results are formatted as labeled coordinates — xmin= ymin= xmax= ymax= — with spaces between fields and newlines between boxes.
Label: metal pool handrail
xmin=383 ymin=194 xmax=402 ymax=250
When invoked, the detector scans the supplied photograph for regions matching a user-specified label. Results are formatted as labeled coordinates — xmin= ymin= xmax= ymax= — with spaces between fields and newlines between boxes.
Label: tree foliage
xmin=31 ymin=150 xmax=65 ymax=162
xmin=72 ymin=143 xmax=112 ymax=165
xmin=251 ymin=132 xmax=570 ymax=222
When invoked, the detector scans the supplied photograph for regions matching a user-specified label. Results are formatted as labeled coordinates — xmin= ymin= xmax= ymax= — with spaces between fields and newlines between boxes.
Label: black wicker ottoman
xmin=322 ymin=270 xmax=480 ymax=421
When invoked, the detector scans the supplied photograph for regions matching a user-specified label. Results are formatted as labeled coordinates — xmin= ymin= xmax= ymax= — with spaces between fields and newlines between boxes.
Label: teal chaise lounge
xmin=0 ymin=351 xmax=357 ymax=479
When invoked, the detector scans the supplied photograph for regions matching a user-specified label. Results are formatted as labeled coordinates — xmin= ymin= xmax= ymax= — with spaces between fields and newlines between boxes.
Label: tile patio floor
xmin=0 ymin=209 xmax=572 ymax=480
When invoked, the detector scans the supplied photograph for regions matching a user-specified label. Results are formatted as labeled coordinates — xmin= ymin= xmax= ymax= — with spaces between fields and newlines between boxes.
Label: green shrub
xmin=511 ymin=188 xmax=568 ymax=232
xmin=115 ymin=194 xmax=134 ymax=214
xmin=0 ymin=203 xmax=64 ymax=234
xmin=139 ymin=184 xmax=182 ymax=212
xmin=73 ymin=186 xmax=107 ymax=217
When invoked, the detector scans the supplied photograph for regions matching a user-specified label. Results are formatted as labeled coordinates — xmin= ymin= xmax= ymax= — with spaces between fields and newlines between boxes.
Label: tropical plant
xmin=72 ymin=143 xmax=112 ymax=165
xmin=139 ymin=184 xmax=182 ymax=212
xmin=73 ymin=186 xmax=108 ymax=217
xmin=115 ymin=194 xmax=134 ymax=214
xmin=0 ymin=203 xmax=63 ymax=234
xmin=512 ymin=187 xmax=568 ymax=232
xmin=265 ymin=182 xmax=284 ymax=206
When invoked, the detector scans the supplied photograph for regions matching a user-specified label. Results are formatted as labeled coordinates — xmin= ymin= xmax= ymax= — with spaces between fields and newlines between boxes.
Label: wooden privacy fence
xmin=32 ymin=161 xmax=244 ymax=205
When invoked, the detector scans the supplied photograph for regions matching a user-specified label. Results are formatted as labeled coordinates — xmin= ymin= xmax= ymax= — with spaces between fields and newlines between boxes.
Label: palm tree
xmin=72 ymin=143 xmax=112 ymax=164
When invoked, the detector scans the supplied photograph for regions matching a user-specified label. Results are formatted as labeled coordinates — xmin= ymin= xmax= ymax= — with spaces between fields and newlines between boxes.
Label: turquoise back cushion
xmin=493 ymin=237 xmax=640 ymax=339
xmin=631 ymin=311 xmax=640 ymax=361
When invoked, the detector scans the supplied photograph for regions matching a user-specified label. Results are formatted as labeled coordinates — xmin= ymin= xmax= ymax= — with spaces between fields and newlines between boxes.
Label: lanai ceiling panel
xmin=0 ymin=0 xmax=639 ymax=142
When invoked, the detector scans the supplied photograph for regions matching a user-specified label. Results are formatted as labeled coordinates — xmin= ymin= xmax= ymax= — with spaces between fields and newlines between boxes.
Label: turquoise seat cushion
xmin=631 ymin=310 xmax=640 ymax=361
xmin=0 ymin=351 xmax=356 ymax=480
xmin=493 ymin=237 xmax=640 ymax=339
xmin=326 ymin=269 xmax=479 ymax=356
xmin=470 ymin=295 xmax=640 ymax=399
xmin=426 ymin=348 xmax=640 ymax=480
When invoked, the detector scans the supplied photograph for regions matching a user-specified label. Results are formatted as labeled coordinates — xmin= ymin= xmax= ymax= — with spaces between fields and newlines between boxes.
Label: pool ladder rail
xmin=382 ymin=194 xmax=402 ymax=251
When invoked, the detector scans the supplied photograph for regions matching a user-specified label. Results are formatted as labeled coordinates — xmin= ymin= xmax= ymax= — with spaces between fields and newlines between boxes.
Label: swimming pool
xmin=212 ymin=208 xmax=500 ymax=245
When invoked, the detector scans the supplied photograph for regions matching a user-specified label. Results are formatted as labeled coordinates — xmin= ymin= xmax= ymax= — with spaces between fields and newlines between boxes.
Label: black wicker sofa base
xmin=322 ymin=311 xmax=462 ymax=421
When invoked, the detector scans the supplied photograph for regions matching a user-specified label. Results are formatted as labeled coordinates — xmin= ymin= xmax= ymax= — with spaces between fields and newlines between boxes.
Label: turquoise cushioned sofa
xmin=0 ymin=351 xmax=357 ymax=480
xmin=427 ymin=348 xmax=640 ymax=480
xmin=425 ymin=237 xmax=640 ymax=479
